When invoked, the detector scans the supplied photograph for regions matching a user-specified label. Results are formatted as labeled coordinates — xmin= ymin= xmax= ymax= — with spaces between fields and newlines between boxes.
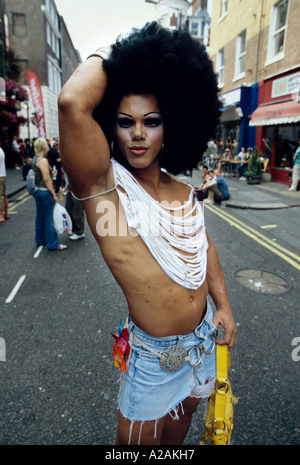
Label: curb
xmin=8 ymin=185 xmax=26 ymax=199
xmin=226 ymin=201 xmax=294 ymax=210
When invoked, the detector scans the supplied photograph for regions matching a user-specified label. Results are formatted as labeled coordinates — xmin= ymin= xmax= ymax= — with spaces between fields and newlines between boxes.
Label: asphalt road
xmin=0 ymin=190 xmax=299 ymax=446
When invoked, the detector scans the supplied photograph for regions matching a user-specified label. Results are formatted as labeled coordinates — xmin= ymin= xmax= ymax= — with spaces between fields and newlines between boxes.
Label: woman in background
xmin=32 ymin=137 xmax=67 ymax=251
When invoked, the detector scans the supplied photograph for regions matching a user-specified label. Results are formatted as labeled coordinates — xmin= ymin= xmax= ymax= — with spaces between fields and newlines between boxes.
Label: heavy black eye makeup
xmin=116 ymin=112 xmax=163 ymax=129
xmin=116 ymin=116 xmax=133 ymax=128
xmin=144 ymin=116 xmax=163 ymax=127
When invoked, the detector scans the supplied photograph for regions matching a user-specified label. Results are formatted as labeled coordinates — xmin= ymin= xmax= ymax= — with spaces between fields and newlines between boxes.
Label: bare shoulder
xmin=36 ymin=157 xmax=48 ymax=170
xmin=37 ymin=156 xmax=47 ymax=165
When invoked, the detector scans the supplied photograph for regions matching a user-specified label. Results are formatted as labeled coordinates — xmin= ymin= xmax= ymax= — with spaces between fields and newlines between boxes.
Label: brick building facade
xmin=1 ymin=0 xmax=81 ymax=139
xmin=203 ymin=0 xmax=300 ymax=184
xmin=209 ymin=0 xmax=299 ymax=92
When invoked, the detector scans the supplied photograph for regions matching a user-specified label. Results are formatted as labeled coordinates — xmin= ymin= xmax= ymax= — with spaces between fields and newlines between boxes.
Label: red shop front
xmin=249 ymin=69 xmax=300 ymax=185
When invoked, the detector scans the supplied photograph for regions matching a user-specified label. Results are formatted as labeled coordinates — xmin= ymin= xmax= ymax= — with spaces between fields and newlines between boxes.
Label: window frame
xmin=266 ymin=0 xmax=289 ymax=66
xmin=218 ymin=0 xmax=228 ymax=22
xmin=12 ymin=12 xmax=27 ymax=37
xmin=234 ymin=29 xmax=246 ymax=81
xmin=221 ymin=0 xmax=228 ymax=17
xmin=217 ymin=48 xmax=225 ymax=88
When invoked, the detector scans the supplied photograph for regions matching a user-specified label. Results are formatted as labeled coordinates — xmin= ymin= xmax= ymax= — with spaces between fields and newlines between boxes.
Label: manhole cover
xmin=234 ymin=269 xmax=292 ymax=295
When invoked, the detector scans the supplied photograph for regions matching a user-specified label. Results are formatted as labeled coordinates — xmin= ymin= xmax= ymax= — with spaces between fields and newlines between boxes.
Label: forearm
xmin=206 ymin=233 xmax=236 ymax=347
xmin=58 ymin=56 xmax=108 ymax=115
xmin=44 ymin=178 xmax=57 ymax=199
xmin=203 ymin=179 xmax=217 ymax=191
xmin=58 ymin=53 xmax=111 ymax=191
xmin=206 ymin=234 xmax=231 ymax=312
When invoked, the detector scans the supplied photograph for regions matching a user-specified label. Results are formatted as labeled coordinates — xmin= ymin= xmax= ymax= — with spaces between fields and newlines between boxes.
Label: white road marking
xmin=33 ymin=246 xmax=43 ymax=259
xmin=5 ymin=275 xmax=26 ymax=304
xmin=0 ymin=338 xmax=6 ymax=361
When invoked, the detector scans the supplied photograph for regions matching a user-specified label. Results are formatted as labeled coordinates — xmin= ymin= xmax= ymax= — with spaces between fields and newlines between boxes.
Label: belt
xmin=37 ymin=187 xmax=48 ymax=191
xmin=133 ymin=333 xmax=216 ymax=373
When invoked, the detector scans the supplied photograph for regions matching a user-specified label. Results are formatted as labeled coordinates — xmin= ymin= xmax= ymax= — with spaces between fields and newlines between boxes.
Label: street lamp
xmin=22 ymin=101 xmax=30 ymax=141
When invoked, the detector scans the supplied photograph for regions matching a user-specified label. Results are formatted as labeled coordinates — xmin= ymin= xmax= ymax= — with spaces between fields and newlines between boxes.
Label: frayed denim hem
xmin=118 ymin=376 xmax=216 ymax=445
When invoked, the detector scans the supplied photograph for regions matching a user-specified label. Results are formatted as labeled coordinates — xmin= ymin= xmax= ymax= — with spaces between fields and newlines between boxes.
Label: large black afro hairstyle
xmin=93 ymin=21 xmax=221 ymax=175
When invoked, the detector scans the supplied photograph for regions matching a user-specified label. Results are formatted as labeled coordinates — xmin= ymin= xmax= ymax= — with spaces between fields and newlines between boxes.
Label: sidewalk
xmin=5 ymin=166 xmax=300 ymax=210
xmin=180 ymin=168 xmax=300 ymax=210
xmin=6 ymin=168 xmax=27 ymax=199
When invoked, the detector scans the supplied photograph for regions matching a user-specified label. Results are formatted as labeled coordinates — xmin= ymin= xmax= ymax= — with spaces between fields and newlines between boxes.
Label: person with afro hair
xmin=58 ymin=21 xmax=236 ymax=445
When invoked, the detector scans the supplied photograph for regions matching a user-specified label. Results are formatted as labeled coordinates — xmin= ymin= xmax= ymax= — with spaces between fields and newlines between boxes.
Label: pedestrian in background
xmin=206 ymin=169 xmax=230 ymax=203
xmin=288 ymin=140 xmax=300 ymax=191
xmin=0 ymin=140 xmax=9 ymax=223
xmin=11 ymin=135 xmax=21 ymax=170
xmin=47 ymin=140 xmax=62 ymax=193
xmin=63 ymin=171 xmax=85 ymax=241
xmin=218 ymin=147 xmax=232 ymax=173
xmin=32 ymin=138 xmax=67 ymax=251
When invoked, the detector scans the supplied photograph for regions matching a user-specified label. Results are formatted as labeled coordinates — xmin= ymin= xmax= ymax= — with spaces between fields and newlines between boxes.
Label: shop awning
xmin=249 ymin=100 xmax=300 ymax=126
xmin=220 ymin=104 xmax=243 ymax=123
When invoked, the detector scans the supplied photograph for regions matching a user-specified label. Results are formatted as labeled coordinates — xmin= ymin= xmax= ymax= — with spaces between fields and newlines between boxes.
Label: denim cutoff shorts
xmin=118 ymin=302 xmax=217 ymax=423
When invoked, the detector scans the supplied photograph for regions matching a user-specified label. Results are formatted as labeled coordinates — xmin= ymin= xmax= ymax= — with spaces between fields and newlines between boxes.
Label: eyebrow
xmin=117 ymin=111 xmax=161 ymax=118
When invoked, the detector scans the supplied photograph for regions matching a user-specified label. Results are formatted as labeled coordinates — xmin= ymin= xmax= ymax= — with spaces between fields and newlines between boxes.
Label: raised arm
xmin=58 ymin=55 xmax=111 ymax=198
xmin=206 ymin=233 xmax=237 ymax=347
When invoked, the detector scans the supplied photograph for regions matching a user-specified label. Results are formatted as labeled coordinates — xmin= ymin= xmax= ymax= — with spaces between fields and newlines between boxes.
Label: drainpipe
xmin=255 ymin=0 xmax=264 ymax=83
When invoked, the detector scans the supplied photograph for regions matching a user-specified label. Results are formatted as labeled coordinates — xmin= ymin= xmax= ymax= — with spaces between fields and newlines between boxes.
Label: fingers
xmin=213 ymin=311 xmax=237 ymax=348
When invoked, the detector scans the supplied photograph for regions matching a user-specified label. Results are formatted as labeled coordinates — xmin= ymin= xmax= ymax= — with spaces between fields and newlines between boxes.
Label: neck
xmin=131 ymin=158 xmax=163 ymax=190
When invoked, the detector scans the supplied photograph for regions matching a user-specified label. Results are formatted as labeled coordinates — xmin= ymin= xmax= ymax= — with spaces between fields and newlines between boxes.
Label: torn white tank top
xmin=111 ymin=158 xmax=208 ymax=290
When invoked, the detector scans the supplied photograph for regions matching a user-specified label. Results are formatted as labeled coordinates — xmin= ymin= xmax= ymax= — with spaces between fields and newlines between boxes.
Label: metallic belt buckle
xmin=160 ymin=345 xmax=187 ymax=373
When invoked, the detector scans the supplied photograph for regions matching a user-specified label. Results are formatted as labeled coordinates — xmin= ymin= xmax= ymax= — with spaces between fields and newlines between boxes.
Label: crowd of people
xmin=0 ymin=135 xmax=85 ymax=248
xmin=203 ymin=138 xmax=253 ymax=180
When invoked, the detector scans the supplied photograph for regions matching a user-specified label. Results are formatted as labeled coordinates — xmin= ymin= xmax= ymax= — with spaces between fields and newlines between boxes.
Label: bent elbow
xmin=58 ymin=85 xmax=91 ymax=119
xmin=58 ymin=87 xmax=75 ymax=115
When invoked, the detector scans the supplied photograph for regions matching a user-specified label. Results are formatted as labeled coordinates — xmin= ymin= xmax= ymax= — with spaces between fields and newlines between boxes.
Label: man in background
xmin=207 ymin=169 xmax=230 ymax=204
xmin=47 ymin=141 xmax=62 ymax=193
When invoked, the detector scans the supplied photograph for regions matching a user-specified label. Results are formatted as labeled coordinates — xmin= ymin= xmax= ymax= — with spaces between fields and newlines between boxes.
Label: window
xmin=217 ymin=48 xmax=225 ymax=87
xmin=266 ymin=0 xmax=289 ymax=65
xmin=46 ymin=22 xmax=51 ymax=46
xmin=234 ymin=30 xmax=246 ymax=79
xmin=275 ymin=125 xmax=298 ymax=168
xmin=218 ymin=0 xmax=228 ymax=23
xmin=51 ymin=30 xmax=56 ymax=51
xmin=12 ymin=13 xmax=27 ymax=36
xmin=221 ymin=0 xmax=228 ymax=17
xmin=189 ymin=20 xmax=201 ymax=38
xmin=47 ymin=57 xmax=61 ymax=95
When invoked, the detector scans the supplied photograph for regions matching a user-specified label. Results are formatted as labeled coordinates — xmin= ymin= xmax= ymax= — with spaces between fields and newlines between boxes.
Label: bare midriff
xmin=84 ymin=183 xmax=208 ymax=337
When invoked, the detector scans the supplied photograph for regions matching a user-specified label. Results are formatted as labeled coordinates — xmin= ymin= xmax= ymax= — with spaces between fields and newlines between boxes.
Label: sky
xmin=54 ymin=0 xmax=160 ymax=60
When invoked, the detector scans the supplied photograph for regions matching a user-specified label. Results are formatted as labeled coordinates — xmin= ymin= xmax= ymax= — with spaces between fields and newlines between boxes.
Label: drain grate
xmin=234 ymin=269 xmax=292 ymax=295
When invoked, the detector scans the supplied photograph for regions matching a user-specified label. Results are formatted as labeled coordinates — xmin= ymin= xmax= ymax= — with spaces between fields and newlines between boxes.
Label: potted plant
xmin=247 ymin=147 xmax=262 ymax=184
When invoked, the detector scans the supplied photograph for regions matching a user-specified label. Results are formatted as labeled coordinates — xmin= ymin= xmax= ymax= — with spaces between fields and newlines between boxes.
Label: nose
xmin=132 ymin=122 xmax=145 ymax=140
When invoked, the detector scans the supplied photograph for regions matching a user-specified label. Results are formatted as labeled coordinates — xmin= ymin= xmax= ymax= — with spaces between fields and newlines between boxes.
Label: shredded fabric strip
xmin=72 ymin=159 xmax=208 ymax=289
xmin=111 ymin=159 xmax=208 ymax=290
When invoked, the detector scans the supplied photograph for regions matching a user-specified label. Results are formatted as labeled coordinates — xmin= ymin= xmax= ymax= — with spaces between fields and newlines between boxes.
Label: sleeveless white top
xmin=111 ymin=159 xmax=208 ymax=290
xmin=72 ymin=159 xmax=208 ymax=289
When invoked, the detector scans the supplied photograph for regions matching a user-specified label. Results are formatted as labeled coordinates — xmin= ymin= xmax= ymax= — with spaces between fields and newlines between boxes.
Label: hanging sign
xmin=26 ymin=71 xmax=47 ymax=138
